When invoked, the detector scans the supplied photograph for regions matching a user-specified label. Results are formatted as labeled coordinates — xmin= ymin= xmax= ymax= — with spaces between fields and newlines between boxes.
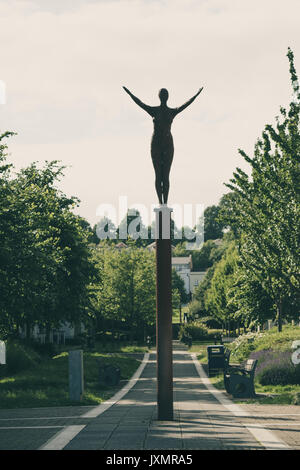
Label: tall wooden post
xmin=154 ymin=205 xmax=173 ymax=421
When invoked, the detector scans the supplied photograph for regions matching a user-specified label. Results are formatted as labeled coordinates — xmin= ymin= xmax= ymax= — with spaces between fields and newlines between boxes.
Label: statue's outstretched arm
xmin=123 ymin=86 xmax=153 ymax=115
xmin=175 ymin=87 xmax=203 ymax=115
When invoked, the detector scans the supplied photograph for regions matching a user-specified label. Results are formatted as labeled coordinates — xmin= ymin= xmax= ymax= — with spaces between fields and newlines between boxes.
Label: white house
xmin=172 ymin=256 xmax=192 ymax=293
xmin=171 ymin=256 xmax=206 ymax=296
xmin=19 ymin=322 xmax=86 ymax=344
xmin=189 ymin=271 xmax=207 ymax=295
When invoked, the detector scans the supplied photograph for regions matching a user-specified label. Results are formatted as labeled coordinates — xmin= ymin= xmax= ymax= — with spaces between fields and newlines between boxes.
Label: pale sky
xmin=1 ymin=0 xmax=299 ymax=226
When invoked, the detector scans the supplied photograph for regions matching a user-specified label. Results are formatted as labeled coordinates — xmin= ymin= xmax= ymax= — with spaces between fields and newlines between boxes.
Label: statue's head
xmin=159 ymin=88 xmax=169 ymax=104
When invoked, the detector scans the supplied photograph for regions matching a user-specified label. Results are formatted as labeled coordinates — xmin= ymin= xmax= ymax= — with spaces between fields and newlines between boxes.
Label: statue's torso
xmin=151 ymin=106 xmax=177 ymax=137
xmin=150 ymin=107 xmax=176 ymax=161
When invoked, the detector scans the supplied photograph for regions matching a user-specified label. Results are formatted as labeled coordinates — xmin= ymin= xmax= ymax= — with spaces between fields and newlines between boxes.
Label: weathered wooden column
xmin=154 ymin=205 xmax=173 ymax=420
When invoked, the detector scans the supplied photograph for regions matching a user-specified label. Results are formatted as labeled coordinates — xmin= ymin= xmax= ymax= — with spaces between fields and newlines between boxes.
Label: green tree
xmin=117 ymin=209 xmax=149 ymax=247
xmin=222 ymin=48 xmax=300 ymax=331
xmin=227 ymin=265 xmax=276 ymax=330
xmin=191 ymin=239 xmax=225 ymax=271
xmin=204 ymin=205 xmax=224 ymax=241
xmin=172 ymin=268 xmax=189 ymax=323
xmin=0 ymin=131 xmax=16 ymax=337
xmin=90 ymin=246 xmax=156 ymax=341
xmin=204 ymin=242 xmax=238 ymax=334
xmin=0 ymin=148 xmax=95 ymax=339
xmin=93 ymin=216 xmax=117 ymax=244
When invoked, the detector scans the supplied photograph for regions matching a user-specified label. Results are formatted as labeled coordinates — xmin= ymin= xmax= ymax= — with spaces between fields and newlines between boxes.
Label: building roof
xmin=115 ymin=242 xmax=128 ymax=249
xmin=147 ymin=241 xmax=176 ymax=250
xmin=147 ymin=242 xmax=156 ymax=250
xmin=172 ymin=257 xmax=190 ymax=264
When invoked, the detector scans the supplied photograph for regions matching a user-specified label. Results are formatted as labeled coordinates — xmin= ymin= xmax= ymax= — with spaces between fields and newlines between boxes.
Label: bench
xmin=224 ymin=348 xmax=242 ymax=372
xmin=224 ymin=357 xmax=257 ymax=398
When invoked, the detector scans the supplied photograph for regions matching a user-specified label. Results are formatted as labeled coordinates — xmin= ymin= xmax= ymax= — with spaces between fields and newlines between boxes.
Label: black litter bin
xmin=207 ymin=345 xmax=225 ymax=377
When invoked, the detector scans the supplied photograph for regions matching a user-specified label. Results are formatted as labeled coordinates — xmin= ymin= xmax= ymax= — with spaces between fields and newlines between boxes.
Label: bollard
xmin=69 ymin=350 xmax=84 ymax=401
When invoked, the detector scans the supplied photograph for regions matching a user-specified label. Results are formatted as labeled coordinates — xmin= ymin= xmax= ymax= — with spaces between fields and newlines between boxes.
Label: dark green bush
xmin=172 ymin=323 xmax=181 ymax=340
xmin=65 ymin=337 xmax=84 ymax=346
xmin=253 ymin=349 xmax=300 ymax=386
xmin=206 ymin=331 xmax=222 ymax=342
xmin=258 ymin=365 xmax=295 ymax=386
xmin=292 ymin=392 xmax=300 ymax=405
xmin=29 ymin=341 xmax=57 ymax=357
xmin=199 ymin=316 xmax=222 ymax=329
xmin=179 ymin=322 xmax=210 ymax=342
xmin=2 ymin=340 xmax=41 ymax=375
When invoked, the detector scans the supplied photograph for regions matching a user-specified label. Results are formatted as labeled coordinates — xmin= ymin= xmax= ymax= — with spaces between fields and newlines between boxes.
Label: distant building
xmin=146 ymin=241 xmax=176 ymax=252
xmin=146 ymin=241 xmax=156 ymax=252
xmin=212 ymin=238 xmax=223 ymax=246
xmin=189 ymin=271 xmax=207 ymax=295
xmin=171 ymin=256 xmax=206 ymax=295
xmin=18 ymin=322 xmax=86 ymax=345
xmin=172 ymin=256 xmax=192 ymax=294
xmin=114 ymin=242 xmax=128 ymax=250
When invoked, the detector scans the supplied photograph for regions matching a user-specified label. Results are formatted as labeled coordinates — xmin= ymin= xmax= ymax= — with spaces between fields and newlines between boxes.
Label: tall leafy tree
xmin=204 ymin=205 xmax=225 ymax=241
xmin=90 ymin=247 xmax=156 ymax=340
xmin=0 ymin=131 xmax=16 ymax=336
xmin=172 ymin=268 xmax=189 ymax=323
xmin=0 ymin=147 xmax=95 ymax=338
xmin=204 ymin=242 xmax=238 ymax=332
xmin=222 ymin=48 xmax=300 ymax=331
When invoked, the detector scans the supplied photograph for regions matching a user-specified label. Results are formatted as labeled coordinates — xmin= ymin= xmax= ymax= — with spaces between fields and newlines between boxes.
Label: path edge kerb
xmin=39 ymin=352 xmax=150 ymax=450
xmin=82 ymin=351 xmax=150 ymax=418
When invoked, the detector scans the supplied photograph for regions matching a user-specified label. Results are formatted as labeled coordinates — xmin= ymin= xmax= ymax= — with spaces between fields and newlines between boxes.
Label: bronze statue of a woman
xmin=123 ymin=86 xmax=203 ymax=204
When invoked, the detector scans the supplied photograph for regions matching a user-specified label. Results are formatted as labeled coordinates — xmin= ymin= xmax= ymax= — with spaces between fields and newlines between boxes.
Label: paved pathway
xmin=0 ymin=342 xmax=299 ymax=450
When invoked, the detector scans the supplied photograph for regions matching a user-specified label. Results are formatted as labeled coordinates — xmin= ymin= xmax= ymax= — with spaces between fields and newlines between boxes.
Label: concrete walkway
xmin=1 ymin=341 xmax=299 ymax=450
xmin=41 ymin=342 xmax=276 ymax=450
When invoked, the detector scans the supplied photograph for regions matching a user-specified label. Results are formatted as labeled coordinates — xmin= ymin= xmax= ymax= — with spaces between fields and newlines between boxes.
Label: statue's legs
xmin=151 ymin=136 xmax=173 ymax=205
xmin=152 ymin=159 xmax=163 ymax=204
xmin=161 ymin=150 xmax=173 ymax=204
xmin=161 ymin=163 xmax=170 ymax=204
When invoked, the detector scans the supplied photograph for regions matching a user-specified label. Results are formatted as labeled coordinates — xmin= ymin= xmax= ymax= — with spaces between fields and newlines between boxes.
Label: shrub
xmin=2 ymin=340 xmax=41 ymax=375
xmin=179 ymin=322 xmax=210 ymax=342
xmin=198 ymin=316 xmax=222 ymax=329
xmin=292 ymin=392 xmax=300 ymax=405
xmin=172 ymin=323 xmax=181 ymax=340
xmin=229 ymin=332 xmax=265 ymax=361
xmin=29 ymin=341 xmax=57 ymax=357
xmin=251 ymin=349 xmax=300 ymax=386
xmin=207 ymin=329 xmax=223 ymax=342
xmin=258 ymin=365 xmax=296 ymax=386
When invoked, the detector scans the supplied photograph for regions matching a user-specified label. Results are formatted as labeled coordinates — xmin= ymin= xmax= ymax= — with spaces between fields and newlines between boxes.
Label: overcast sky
xmin=1 ymin=0 xmax=299 ymax=226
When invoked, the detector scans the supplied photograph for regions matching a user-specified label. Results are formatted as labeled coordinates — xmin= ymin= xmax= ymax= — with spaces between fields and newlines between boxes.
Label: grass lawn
xmin=0 ymin=350 xmax=142 ymax=409
xmin=189 ymin=343 xmax=211 ymax=362
xmin=172 ymin=306 xmax=189 ymax=324
xmin=80 ymin=341 xmax=148 ymax=354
